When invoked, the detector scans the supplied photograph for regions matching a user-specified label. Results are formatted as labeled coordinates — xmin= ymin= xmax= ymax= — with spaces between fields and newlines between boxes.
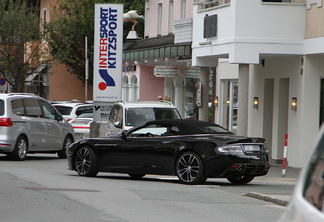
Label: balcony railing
xmin=197 ymin=0 xmax=230 ymax=10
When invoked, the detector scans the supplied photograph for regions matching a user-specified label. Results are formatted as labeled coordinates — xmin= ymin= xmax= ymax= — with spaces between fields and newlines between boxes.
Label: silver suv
xmin=0 ymin=93 xmax=75 ymax=160
xmin=107 ymin=101 xmax=182 ymax=135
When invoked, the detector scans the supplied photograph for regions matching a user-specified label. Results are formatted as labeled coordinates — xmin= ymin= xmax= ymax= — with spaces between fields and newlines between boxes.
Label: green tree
xmin=46 ymin=0 xmax=144 ymax=86
xmin=0 ymin=0 xmax=47 ymax=92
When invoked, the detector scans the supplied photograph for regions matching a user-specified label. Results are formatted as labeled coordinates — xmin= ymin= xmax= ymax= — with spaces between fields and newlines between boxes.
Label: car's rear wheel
xmin=10 ymin=135 xmax=28 ymax=161
xmin=128 ymin=174 xmax=145 ymax=179
xmin=175 ymin=151 xmax=207 ymax=185
xmin=58 ymin=135 xmax=73 ymax=158
xmin=75 ymin=146 xmax=99 ymax=177
xmin=227 ymin=175 xmax=255 ymax=184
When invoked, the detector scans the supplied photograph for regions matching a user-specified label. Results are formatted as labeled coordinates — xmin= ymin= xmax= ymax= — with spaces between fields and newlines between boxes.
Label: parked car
xmin=53 ymin=102 xmax=93 ymax=122
xmin=70 ymin=112 xmax=93 ymax=141
xmin=67 ymin=119 xmax=270 ymax=185
xmin=107 ymin=101 xmax=182 ymax=136
xmin=278 ymin=126 xmax=324 ymax=222
xmin=0 ymin=93 xmax=75 ymax=160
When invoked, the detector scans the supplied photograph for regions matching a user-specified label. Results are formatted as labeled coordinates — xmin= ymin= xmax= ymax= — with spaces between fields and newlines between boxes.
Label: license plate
xmin=244 ymin=145 xmax=260 ymax=152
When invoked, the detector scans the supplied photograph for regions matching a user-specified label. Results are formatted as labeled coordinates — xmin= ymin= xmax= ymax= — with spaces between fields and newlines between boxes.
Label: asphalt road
xmin=0 ymin=154 xmax=298 ymax=222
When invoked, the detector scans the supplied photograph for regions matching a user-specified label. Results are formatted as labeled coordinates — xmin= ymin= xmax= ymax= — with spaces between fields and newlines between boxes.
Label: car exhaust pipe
xmin=236 ymin=165 xmax=243 ymax=172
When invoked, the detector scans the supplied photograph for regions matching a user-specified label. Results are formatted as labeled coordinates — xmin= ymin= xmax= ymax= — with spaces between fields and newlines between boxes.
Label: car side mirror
xmin=56 ymin=114 xmax=64 ymax=122
xmin=121 ymin=130 xmax=128 ymax=140
xmin=114 ymin=121 xmax=121 ymax=128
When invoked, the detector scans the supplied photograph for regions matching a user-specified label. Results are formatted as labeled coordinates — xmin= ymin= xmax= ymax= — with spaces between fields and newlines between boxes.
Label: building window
xmin=204 ymin=14 xmax=217 ymax=38
xmin=181 ymin=0 xmax=186 ymax=19
xmin=157 ymin=3 xmax=162 ymax=36
xmin=168 ymin=0 xmax=174 ymax=34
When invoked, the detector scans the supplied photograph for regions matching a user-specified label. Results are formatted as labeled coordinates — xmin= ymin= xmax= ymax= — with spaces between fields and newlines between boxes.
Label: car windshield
xmin=53 ymin=106 xmax=72 ymax=115
xmin=125 ymin=108 xmax=181 ymax=127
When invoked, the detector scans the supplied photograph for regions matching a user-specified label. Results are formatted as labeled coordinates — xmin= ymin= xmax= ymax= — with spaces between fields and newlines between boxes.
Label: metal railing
xmin=197 ymin=0 xmax=231 ymax=10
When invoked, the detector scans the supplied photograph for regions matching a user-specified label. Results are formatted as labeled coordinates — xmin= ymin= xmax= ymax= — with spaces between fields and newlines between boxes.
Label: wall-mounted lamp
xmin=291 ymin=97 xmax=297 ymax=110
xmin=214 ymin=96 xmax=218 ymax=107
xmin=253 ymin=97 xmax=259 ymax=109
xmin=226 ymin=99 xmax=230 ymax=106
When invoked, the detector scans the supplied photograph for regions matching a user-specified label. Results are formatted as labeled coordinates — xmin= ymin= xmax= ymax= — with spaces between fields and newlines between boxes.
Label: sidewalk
xmin=243 ymin=164 xmax=301 ymax=206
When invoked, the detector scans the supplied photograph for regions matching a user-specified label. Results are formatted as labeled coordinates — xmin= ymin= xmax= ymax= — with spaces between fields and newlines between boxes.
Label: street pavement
xmin=244 ymin=164 xmax=301 ymax=206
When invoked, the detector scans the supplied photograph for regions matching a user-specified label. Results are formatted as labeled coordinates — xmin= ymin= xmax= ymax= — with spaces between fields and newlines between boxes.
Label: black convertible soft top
xmin=143 ymin=119 xmax=233 ymax=135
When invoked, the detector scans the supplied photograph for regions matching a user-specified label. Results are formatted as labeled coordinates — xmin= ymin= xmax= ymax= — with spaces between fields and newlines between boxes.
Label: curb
xmin=242 ymin=192 xmax=289 ymax=207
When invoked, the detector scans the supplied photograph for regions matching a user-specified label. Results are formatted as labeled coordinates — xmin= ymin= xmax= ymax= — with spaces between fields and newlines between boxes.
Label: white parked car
xmin=0 ymin=93 xmax=75 ymax=160
xmin=69 ymin=112 xmax=93 ymax=141
xmin=53 ymin=102 xmax=93 ymax=122
xmin=278 ymin=125 xmax=324 ymax=221
xmin=107 ymin=101 xmax=182 ymax=135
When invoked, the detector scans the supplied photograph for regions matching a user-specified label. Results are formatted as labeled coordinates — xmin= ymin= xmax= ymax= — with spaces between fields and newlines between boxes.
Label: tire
xmin=58 ymin=135 xmax=73 ymax=158
xmin=128 ymin=174 xmax=145 ymax=179
xmin=75 ymin=146 xmax=99 ymax=177
xmin=175 ymin=151 xmax=207 ymax=185
xmin=227 ymin=175 xmax=255 ymax=184
xmin=10 ymin=135 xmax=28 ymax=161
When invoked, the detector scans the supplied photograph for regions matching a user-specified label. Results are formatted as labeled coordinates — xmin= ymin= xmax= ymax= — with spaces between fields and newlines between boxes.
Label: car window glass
xmin=109 ymin=105 xmax=118 ymax=122
xmin=24 ymin=98 xmax=42 ymax=117
xmin=75 ymin=106 xmax=93 ymax=116
xmin=199 ymin=126 xmax=232 ymax=134
xmin=40 ymin=100 xmax=57 ymax=120
xmin=11 ymin=99 xmax=25 ymax=116
xmin=129 ymin=124 xmax=167 ymax=137
xmin=303 ymin=135 xmax=324 ymax=212
xmin=154 ymin=108 xmax=181 ymax=120
xmin=77 ymin=113 xmax=93 ymax=118
xmin=116 ymin=106 xmax=123 ymax=125
xmin=54 ymin=106 xmax=73 ymax=115
xmin=0 ymin=99 xmax=4 ymax=116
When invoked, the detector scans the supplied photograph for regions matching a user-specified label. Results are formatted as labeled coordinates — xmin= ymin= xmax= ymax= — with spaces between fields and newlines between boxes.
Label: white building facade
xmin=192 ymin=0 xmax=324 ymax=167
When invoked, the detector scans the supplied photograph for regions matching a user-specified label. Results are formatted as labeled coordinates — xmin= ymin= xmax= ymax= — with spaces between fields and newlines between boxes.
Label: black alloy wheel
xmin=175 ymin=151 xmax=207 ymax=185
xmin=10 ymin=135 xmax=28 ymax=161
xmin=227 ymin=175 xmax=255 ymax=184
xmin=75 ymin=146 xmax=99 ymax=177
xmin=58 ymin=135 xmax=73 ymax=158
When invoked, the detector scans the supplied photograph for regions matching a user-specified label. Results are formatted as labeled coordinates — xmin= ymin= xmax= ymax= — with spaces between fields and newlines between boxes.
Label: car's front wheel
xmin=75 ymin=146 xmax=99 ymax=177
xmin=10 ymin=135 xmax=28 ymax=161
xmin=227 ymin=175 xmax=255 ymax=184
xmin=58 ymin=135 xmax=73 ymax=158
xmin=175 ymin=151 xmax=207 ymax=185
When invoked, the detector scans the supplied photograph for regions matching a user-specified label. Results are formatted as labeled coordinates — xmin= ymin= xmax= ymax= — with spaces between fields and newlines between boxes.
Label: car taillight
xmin=0 ymin=118 xmax=13 ymax=127
xmin=67 ymin=119 xmax=72 ymax=122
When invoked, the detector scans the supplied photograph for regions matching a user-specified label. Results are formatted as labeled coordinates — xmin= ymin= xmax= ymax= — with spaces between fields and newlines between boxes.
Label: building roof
xmin=123 ymin=35 xmax=175 ymax=51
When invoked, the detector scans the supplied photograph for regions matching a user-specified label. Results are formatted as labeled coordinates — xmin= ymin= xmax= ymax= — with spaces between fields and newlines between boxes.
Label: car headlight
xmin=217 ymin=145 xmax=243 ymax=153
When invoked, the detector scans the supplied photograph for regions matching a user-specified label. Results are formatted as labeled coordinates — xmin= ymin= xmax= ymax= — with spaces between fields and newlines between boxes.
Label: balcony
xmin=192 ymin=0 xmax=306 ymax=66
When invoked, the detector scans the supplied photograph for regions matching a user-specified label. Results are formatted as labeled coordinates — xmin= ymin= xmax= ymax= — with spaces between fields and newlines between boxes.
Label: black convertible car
xmin=67 ymin=119 xmax=270 ymax=185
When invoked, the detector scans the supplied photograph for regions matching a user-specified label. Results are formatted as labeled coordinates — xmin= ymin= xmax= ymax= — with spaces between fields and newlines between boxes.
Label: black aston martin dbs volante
xmin=67 ymin=119 xmax=270 ymax=185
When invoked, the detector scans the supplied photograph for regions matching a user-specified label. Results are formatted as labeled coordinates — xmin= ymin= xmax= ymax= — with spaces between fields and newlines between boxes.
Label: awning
xmin=25 ymin=64 xmax=46 ymax=82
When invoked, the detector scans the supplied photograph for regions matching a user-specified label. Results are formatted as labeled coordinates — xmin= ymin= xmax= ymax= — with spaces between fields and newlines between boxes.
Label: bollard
xmin=282 ymin=134 xmax=288 ymax=177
